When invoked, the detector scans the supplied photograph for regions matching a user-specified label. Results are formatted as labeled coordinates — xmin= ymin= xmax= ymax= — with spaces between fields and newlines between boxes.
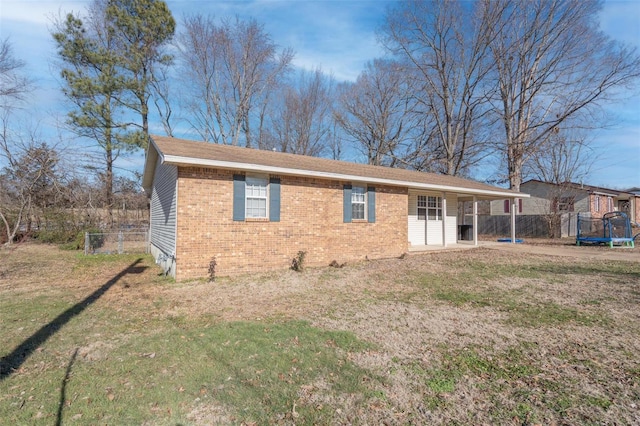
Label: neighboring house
xmin=491 ymin=180 xmax=640 ymax=223
xmin=142 ymin=136 xmax=527 ymax=280
xmin=627 ymin=187 xmax=640 ymax=196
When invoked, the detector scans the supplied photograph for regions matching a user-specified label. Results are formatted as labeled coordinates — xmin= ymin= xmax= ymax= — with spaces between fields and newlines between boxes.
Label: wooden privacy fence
xmin=477 ymin=213 xmax=579 ymax=238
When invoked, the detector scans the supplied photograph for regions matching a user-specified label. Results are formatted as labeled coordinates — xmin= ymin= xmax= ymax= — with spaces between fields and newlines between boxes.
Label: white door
xmin=408 ymin=193 xmax=426 ymax=245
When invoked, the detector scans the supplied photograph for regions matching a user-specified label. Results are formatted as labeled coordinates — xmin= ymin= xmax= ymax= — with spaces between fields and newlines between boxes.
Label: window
xmin=233 ymin=175 xmax=280 ymax=221
xmin=417 ymin=195 xmax=441 ymax=220
xmin=351 ymin=186 xmax=366 ymax=220
xmin=557 ymin=197 xmax=575 ymax=212
xmin=343 ymin=185 xmax=375 ymax=223
xmin=594 ymin=195 xmax=600 ymax=212
xmin=427 ymin=196 xmax=442 ymax=220
xmin=504 ymin=199 xmax=523 ymax=214
xmin=417 ymin=195 xmax=427 ymax=220
xmin=245 ymin=176 xmax=268 ymax=218
xmin=607 ymin=196 xmax=613 ymax=211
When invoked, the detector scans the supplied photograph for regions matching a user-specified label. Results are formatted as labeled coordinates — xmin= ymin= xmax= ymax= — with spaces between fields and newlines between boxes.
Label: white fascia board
xmin=161 ymin=154 xmax=527 ymax=199
xmin=591 ymin=190 xmax=619 ymax=197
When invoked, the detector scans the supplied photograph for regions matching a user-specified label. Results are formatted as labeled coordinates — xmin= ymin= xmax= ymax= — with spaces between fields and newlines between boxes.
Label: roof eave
xmin=141 ymin=139 xmax=160 ymax=193
xmin=161 ymin=154 xmax=527 ymax=199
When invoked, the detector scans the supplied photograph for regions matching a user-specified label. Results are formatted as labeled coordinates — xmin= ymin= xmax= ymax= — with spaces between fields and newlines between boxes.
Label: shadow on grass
xmin=0 ymin=258 xmax=146 ymax=381
xmin=56 ymin=348 xmax=78 ymax=426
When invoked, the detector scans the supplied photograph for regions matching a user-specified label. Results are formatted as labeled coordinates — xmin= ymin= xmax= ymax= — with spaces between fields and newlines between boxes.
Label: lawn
xmin=1 ymin=243 xmax=639 ymax=425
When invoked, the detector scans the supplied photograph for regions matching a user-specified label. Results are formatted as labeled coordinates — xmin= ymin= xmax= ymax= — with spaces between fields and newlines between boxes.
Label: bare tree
xmin=265 ymin=68 xmax=335 ymax=156
xmin=0 ymin=113 xmax=65 ymax=244
xmin=482 ymin=0 xmax=640 ymax=191
xmin=150 ymin=63 xmax=175 ymax=137
xmin=525 ymin=129 xmax=593 ymax=237
xmin=380 ymin=0 xmax=496 ymax=175
xmin=178 ymin=15 xmax=294 ymax=146
xmin=526 ymin=130 xmax=592 ymax=186
xmin=334 ymin=59 xmax=416 ymax=166
xmin=0 ymin=38 xmax=31 ymax=102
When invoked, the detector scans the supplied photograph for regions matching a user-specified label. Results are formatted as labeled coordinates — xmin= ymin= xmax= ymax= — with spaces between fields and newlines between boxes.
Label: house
xmin=491 ymin=180 xmax=640 ymax=222
xmin=142 ymin=136 xmax=527 ymax=280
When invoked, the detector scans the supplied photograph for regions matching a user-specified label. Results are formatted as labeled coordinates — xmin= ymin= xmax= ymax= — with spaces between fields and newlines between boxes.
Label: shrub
xmin=291 ymin=251 xmax=307 ymax=272
xmin=208 ymin=257 xmax=217 ymax=282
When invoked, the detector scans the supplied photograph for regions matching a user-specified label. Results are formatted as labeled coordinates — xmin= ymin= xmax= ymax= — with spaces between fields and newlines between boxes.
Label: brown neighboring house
xmin=142 ymin=136 xmax=526 ymax=280
xmin=491 ymin=180 xmax=640 ymax=223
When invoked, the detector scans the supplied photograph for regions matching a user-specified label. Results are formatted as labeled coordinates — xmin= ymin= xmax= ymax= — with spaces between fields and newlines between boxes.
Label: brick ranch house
xmin=142 ymin=136 xmax=527 ymax=280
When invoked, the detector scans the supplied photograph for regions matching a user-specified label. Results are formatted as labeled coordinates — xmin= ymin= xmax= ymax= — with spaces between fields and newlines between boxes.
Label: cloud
xmin=1 ymin=0 xmax=86 ymax=26
xmin=167 ymin=0 xmax=391 ymax=81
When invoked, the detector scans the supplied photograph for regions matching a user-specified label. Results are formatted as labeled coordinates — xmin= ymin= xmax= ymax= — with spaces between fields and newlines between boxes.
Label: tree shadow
xmin=0 ymin=258 xmax=147 ymax=381
xmin=56 ymin=348 xmax=78 ymax=426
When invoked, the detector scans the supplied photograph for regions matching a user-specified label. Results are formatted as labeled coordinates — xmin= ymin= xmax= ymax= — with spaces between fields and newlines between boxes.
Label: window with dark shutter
xmin=367 ymin=187 xmax=375 ymax=223
xmin=269 ymin=177 xmax=280 ymax=222
xmin=233 ymin=175 xmax=246 ymax=221
xmin=343 ymin=184 xmax=352 ymax=223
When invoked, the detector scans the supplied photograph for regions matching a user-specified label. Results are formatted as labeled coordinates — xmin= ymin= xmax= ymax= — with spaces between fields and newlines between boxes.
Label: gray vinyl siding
xmin=150 ymin=159 xmax=177 ymax=257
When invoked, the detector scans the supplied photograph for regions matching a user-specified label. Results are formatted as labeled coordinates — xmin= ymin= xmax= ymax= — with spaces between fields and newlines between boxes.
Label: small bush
xmin=208 ymin=257 xmax=217 ymax=282
xmin=291 ymin=250 xmax=307 ymax=272
xmin=35 ymin=228 xmax=77 ymax=245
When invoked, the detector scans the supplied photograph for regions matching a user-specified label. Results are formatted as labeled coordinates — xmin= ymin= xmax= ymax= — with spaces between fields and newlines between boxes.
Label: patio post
xmin=511 ymin=198 xmax=517 ymax=243
xmin=442 ymin=192 xmax=447 ymax=247
xmin=473 ymin=196 xmax=478 ymax=246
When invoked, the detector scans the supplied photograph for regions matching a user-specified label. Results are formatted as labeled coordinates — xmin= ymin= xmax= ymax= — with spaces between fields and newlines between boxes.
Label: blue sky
xmin=1 ymin=0 xmax=638 ymax=189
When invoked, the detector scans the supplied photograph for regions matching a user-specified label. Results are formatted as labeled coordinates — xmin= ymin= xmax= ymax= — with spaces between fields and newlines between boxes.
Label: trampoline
xmin=576 ymin=212 xmax=635 ymax=248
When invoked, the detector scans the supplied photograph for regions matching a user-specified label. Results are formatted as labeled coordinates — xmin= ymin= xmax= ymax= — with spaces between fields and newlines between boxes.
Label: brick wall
xmin=174 ymin=167 xmax=408 ymax=280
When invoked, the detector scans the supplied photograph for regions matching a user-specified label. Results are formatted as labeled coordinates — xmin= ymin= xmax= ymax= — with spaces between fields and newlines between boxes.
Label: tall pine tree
xmin=53 ymin=0 xmax=175 ymax=219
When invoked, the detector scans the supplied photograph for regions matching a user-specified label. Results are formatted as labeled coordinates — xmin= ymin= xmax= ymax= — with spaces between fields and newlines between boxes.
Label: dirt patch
xmin=487 ymin=238 xmax=639 ymax=262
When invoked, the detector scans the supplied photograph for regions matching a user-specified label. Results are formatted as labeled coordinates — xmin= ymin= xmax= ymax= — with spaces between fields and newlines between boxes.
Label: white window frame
xmin=594 ymin=195 xmax=600 ymax=212
xmin=245 ymin=176 xmax=268 ymax=219
xmin=351 ymin=186 xmax=366 ymax=220
xmin=417 ymin=195 xmax=427 ymax=220
xmin=427 ymin=196 xmax=442 ymax=221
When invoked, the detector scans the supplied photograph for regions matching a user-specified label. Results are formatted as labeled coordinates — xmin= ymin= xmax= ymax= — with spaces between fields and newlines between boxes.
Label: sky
xmin=0 ymin=0 xmax=639 ymax=190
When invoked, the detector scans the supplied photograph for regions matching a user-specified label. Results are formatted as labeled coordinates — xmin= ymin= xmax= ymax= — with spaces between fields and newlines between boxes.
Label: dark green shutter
xmin=269 ymin=177 xmax=280 ymax=222
xmin=343 ymin=184 xmax=352 ymax=223
xmin=232 ymin=174 xmax=245 ymax=221
xmin=367 ymin=186 xmax=376 ymax=223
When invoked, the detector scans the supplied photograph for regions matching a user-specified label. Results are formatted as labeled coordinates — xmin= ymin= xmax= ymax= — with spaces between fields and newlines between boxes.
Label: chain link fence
xmin=84 ymin=230 xmax=149 ymax=255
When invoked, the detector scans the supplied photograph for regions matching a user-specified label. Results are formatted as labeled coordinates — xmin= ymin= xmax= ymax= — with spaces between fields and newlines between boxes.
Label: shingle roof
xmin=522 ymin=179 xmax=633 ymax=196
xmin=143 ymin=135 xmax=524 ymax=198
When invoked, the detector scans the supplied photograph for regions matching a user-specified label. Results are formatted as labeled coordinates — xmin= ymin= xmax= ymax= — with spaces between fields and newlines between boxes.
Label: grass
xmin=412 ymin=260 xmax=613 ymax=328
xmin=1 ymin=243 xmax=639 ymax=424
xmin=2 ymin=315 xmax=379 ymax=424
xmin=11 ymin=321 xmax=375 ymax=425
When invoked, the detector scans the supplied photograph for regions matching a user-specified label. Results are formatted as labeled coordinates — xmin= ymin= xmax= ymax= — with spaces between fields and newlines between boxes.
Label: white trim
xmin=351 ymin=185 xmax=367 ymax=220
xmin=510 ymin=199 xmax=517 ymax=243
xmin=159 ymin=153 xmax=527 ymax=199
xmin=441 ymin=192 xmax=447 ymax=247
xmin=472 ymin=196 xmax=478 ymax=246
xmin=245 ymin=175 xmax=269 ymax=219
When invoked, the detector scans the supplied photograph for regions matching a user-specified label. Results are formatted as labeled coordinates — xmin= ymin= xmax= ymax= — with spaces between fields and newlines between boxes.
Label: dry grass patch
xmin=1 ymin=242 xmax=639 ymax=425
